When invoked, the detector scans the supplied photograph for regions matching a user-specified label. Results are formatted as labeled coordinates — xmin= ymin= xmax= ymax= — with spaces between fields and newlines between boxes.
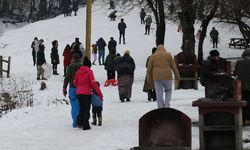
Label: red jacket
xmin=74 ymin=66 xmax=103 ymax=100
xmin=63 ymin=47 xmax=72 ymax=67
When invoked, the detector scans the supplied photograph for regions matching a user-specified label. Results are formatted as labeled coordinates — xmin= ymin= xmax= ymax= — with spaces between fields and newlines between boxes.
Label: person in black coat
xmin=51 ymin=40 xmax=60 ymax=75
xmin=62 ymin=0 xmax=71 ymax=17
xmin=96 ymin=37 xmax=107 ymax=65
xmin=118 ymin=18 xmax=127 ymax=44
xmin=210 ymin=27 xmax=219 ymax=48
xmin=200 ymin=50 xmax=227 ymax=86
xmin=116 ymin=50 xmax=135 ymax=102
xmin=108 ymin=37 xmax=117 ymax=54
xmin=104 ymin=53 xmax=116 ymax=86
xmin=72 ymin=0 xmax=79 ymax=16
xmin=36 ymin=39 xmax=47 ymax=80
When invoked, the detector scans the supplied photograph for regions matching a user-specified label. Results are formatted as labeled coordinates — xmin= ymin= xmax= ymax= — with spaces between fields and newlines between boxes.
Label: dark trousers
xmin=242 ymin=90 xmax=250 ymax=121
xmin=119 ymin=31 xmax=125 ymax=44
xmin=52 ymin=64 xmax=58 ymax=73
xmin=140 ymin=17 xmax=145 ymax=24
xmin=212 ymin=38 xmax=218 ymax=48
xmin=32 ymin=55 xmax=36 ymax=66
xmin=76 ymin=94 xmax=91 ymax=129
xmin=92 ymin=106 xmax=102 ymax=118
xmin=145 ymin=25 xmax=150 ymax=35
xmin=107 ymin=70 xmax=115 ymax=80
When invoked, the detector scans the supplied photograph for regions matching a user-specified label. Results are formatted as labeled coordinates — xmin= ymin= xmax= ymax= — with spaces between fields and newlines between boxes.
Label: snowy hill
xmin=0 ymin=2 xmax=249 ymax=150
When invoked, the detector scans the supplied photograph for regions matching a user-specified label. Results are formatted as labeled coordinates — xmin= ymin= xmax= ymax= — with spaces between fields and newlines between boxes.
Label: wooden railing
xmin=0 ymin=56 xmax=11 ymax=78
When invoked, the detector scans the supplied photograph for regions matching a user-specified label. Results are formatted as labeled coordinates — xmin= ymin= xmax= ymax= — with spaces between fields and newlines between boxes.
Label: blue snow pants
xmin=69 ymin=87 xmax=80 ymax=128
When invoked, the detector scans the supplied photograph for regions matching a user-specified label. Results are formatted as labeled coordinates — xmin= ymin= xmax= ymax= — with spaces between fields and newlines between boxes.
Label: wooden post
xmin=7 ymin=56 xmax=11 ymax=78
xmin=0 ymin=56 xmax=2 ymax=77
xmin=85 ymin=0 xmax=92 ymax=59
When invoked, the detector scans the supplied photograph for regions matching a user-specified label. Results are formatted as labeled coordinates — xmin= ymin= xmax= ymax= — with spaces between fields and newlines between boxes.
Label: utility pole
xmin=85 ymin=0 xmax=92 ymax=59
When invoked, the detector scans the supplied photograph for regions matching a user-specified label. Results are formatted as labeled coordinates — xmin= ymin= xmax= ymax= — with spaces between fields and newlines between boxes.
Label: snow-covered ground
xmin=0 ymin=2 xmax=249 ymax=150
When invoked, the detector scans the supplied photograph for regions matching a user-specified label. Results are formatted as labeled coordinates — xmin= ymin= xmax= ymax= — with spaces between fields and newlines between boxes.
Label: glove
xmin=63 ymin=88 xmax=67 ymax=97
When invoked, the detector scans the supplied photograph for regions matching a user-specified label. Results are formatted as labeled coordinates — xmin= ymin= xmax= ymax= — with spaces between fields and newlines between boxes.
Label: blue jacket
xmin=91 ymin=93 xmax=103 ymax=107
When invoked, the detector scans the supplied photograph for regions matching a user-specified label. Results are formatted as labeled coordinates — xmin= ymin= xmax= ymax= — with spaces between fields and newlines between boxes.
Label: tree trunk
xmin=147 ymin=0 xmax=166 ymax=46
xmin=197 ymin=0 xmax=219 ymax=65
xmin=179 ymin=0 xmax=195 ymax=54
xmin=155 ymin=0 xmax=165 ymax=45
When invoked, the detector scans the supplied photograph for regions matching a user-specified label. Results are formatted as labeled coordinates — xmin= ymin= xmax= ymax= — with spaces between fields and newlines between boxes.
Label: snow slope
xmin=0 ymin=2 xmax=249 ymax=150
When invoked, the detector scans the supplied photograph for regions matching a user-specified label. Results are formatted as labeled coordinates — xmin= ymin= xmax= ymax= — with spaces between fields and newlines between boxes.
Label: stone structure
xmin=132 ymin=108 xmax=191 ymax=150
xmin=192 ymin=75 xmax=246 ymax=150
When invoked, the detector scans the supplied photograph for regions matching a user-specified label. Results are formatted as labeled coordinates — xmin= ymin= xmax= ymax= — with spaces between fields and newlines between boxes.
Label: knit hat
xmin=72 ymin=53 xmax=80 ymax=61
xmin=124 ymin=50 xmax=130 ymax=55
xmin=83 ymin=57 xmax=91 ymax=67
xmin=209 ymin=50 xmax=220 ymax=57
xmin=242 ymin=48 xmax=250 ymax=58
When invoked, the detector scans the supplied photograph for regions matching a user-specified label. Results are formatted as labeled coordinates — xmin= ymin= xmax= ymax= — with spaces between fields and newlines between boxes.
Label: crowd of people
xmin=30 ymin=3 xmax=250 ymax=131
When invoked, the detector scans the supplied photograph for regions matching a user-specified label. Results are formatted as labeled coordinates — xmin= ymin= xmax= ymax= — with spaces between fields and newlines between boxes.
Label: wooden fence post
xmin=0 ymin=56 xmax=2 ymax=77
xmin=7 ymin=56 xmax=11 ymax=78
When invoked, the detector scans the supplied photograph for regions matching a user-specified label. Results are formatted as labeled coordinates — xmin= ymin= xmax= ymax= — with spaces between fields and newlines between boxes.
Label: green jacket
xmin=63 ymin=60 xmax=82 ymax=89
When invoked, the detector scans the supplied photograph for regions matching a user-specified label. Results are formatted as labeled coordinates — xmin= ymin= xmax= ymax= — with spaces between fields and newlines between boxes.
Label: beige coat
xmin=147 ymin=45 xmax=180 ymax=82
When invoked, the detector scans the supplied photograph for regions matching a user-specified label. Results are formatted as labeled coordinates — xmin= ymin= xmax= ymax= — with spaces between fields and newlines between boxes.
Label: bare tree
xmin=196 ymin=0 xmax=219 ymax=64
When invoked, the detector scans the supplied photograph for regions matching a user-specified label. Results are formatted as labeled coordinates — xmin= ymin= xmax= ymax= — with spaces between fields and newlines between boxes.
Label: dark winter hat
xmin=209 ymin=50 xmax=220 ymax=57
xmin=75 ymin=37 xmax=79 ymax=42
xmin=52 ymin=40 xmax=58 ymax=46
xmin=72 ymin=53 xmax=80 ymax=61
xmin=242 ymin=48 xmax=250 ymax=58
xmin=83 ymin=57 xmax=92 ymax=67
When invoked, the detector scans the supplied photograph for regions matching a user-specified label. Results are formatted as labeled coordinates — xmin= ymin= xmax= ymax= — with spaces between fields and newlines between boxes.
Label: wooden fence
xmin=0 ymin=56 xmax=11 ymax=78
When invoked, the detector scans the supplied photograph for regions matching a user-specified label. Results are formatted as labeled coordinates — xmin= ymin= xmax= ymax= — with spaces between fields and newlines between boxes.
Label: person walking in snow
xmin=96 ymin=37 xmax=107 ymax=65
xmin=116 ymin=50 xmax=135 ymax=102
xmin=62 ymin=44 xmax=72 ymax=76
xmin=210 ymin=27 xmax=219 ymax=48
xmin=140 ymin=8 xmax=146 ymax=24
xmin=71 ymin=37 xmax=85 ymax=60
xmin=147 ymin=45 xmax=180 ymax=108
xmin=36 ymin=39 xmax=47 ymax=80
xmin=31 ymin=37 xmax=39 ymax=66
xmin=143 ymin=47 xmax=157 ymax=101
xmin=50 ymin=40 xmax=60 ymax=75
xmin=234 ymin=48 xmax=250 ymax=125
xmin=91 ymin=81 xmax=103 ymax=126
xmin=144 ymin=15 xmax=152 ymax=35
xmin=63 ymin=53 xmax=82 ymax=128
xmin=104 ymin=52 xmax=117 ymax=86
xmin=72 ymin=0 xmax=79 ymax=16
xmin=91 ymin=43 xmax=97 ymax=65
xmin=118 ymin=18 xmax=127 ymax=44
xmin=108 ymin=37 xmax=117 ymax=55
xmin=74 ymin=57 xmax=103 ymax=130
xmin=62 ymin=0 xmax=71 ymax=17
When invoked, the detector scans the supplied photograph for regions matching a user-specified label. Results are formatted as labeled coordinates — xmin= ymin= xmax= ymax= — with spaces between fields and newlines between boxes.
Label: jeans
xmin=154 ymin=80 xmax=172 ymax=108
xmin=98 ymin=50 xmax=105 ymax=65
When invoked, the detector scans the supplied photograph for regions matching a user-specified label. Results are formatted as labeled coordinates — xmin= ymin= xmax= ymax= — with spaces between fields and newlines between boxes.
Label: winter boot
xmin=104 ymin=80 xmax=110 ymax=87
xmin=98 ymin=117 xmax=102 ymax=126
xmin=110 ymin=79 xmax=118 ymax=86
xmin=53 ymin=71 xmax=59 ymax=75
xmin=91 ymin=113 xmax=97 ymax=125
xmin=147 ymin=91 xmax=151 ymax=101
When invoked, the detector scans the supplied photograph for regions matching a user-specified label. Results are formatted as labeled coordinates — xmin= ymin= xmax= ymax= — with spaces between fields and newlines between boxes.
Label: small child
xmin=92 ymin=44 xmax=97 ymax=65
xmin=91 ymin=81 xmax=103 ymax=126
